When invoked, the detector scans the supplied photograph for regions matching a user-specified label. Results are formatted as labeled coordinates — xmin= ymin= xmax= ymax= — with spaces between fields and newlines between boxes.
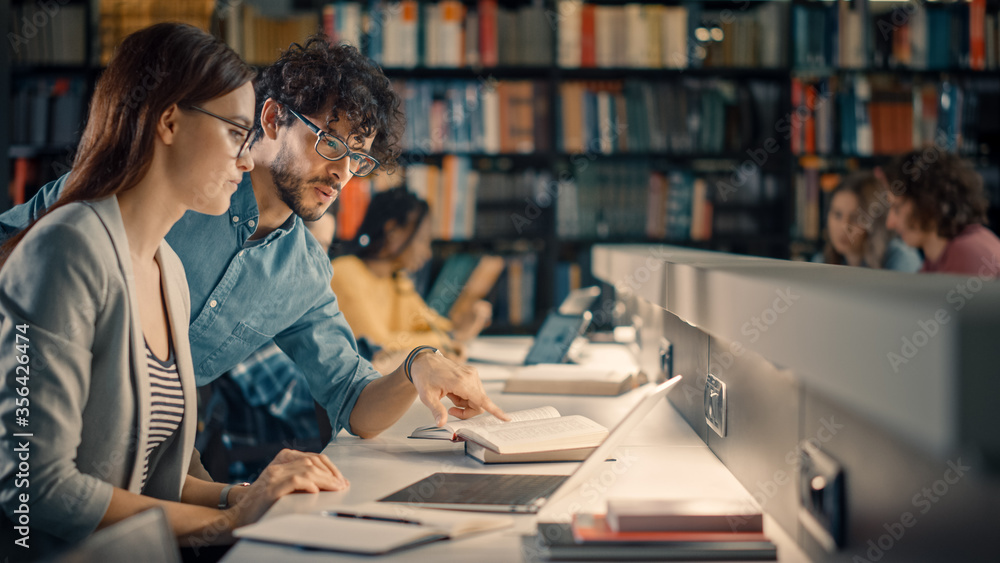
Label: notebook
xmin=378 ymin=377 xmax=682 ymax=513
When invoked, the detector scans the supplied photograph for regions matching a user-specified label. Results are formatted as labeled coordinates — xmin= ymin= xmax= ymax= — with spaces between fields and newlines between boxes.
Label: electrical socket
xmin=798 ymin=441 xmax=846 ymax=552
xmin=659 ymin=338 xmax=674 ymax=381
xmin=704 ymin=373 xmax=727 ymax=437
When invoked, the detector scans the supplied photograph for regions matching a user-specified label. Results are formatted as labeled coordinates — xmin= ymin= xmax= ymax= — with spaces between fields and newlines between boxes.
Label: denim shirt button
xmin=232 ymin=216 xmax=239 ymax=223
xmin=209 ymin=299 xmax=218 ymax=308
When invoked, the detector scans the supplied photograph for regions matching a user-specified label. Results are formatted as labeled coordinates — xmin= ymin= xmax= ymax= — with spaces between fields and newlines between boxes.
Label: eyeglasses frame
xmin=282 ymin=106 xmax=380 ymax=178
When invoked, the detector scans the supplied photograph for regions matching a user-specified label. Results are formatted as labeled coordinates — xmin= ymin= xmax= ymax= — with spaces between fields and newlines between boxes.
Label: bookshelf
xmin=4 ymin=0 xmax=1000 ymax=330
xmin=787 ymin=0 xmax=1000 ymax=258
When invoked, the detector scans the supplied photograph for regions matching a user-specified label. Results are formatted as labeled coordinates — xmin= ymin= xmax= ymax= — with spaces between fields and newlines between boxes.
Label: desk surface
xmin=222 ymin=340 xmax=810 ymax=562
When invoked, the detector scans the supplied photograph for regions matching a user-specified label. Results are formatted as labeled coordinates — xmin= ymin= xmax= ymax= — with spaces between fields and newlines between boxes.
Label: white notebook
xmin=233 ymin=504 xmax=512 ymax=554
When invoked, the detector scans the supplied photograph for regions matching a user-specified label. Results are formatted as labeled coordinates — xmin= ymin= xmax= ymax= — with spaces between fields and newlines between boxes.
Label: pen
xmin=321 ymin=510 xmax=423 ymax=526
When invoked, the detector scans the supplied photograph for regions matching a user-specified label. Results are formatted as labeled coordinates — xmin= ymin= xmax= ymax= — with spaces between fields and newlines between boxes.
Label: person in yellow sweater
xmin=331 ymin=187 xmax=492 ymax=357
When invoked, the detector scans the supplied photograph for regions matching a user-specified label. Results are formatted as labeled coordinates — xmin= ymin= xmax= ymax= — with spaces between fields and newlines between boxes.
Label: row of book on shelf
xmin=555 ymin=0 xmax=785 ymax=70
xmin=8 ymin=2 xmax=87 ymax=65
xmin=563 ymin=161 xmax=781 ymax=242
xmin=334 ymin=155 xmax=782 ymax=246
xmin=795 ymin=0 xmax=1000 ymax=70
xmin=99 ymin=0 xmax=215 ymax=65
xmin=558 ymin=79 xmax=782 ymax=156
xmin=390 ymin=78 xmax=784 ymax=157
xmin=318 ymin=0 xmax=788 ymax=70
xmin=10 ymin=77 xmax=87 ymax=148
xmin=790 ymin=75 xmax=999 ymax=156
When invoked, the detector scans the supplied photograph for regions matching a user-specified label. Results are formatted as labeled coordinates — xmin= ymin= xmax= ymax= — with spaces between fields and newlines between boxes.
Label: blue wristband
xmin=404 ymin=346 xmax=439 ymax=384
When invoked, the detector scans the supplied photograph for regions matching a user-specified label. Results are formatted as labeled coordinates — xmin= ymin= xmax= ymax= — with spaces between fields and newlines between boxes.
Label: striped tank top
xmin=142 ymin=338 xmax=184 ymax=490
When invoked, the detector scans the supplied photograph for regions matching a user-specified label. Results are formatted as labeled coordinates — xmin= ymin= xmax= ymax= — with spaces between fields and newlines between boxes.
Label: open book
xmin=409 ymin=406 xmax=609 ymax=462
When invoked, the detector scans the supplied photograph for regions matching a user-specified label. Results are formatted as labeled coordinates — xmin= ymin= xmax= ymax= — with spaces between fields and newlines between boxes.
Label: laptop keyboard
xmin=380 ymin=473 xmax=569 ymax=506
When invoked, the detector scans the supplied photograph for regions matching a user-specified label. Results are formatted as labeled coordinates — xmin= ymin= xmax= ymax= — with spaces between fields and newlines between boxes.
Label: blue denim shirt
xmin=0 ymin=173 xmax=380 ymax=435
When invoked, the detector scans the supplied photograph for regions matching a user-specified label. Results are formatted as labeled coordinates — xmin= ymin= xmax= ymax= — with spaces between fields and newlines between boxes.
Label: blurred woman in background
xmin=814 ymin=172 xmax=922 ymax=272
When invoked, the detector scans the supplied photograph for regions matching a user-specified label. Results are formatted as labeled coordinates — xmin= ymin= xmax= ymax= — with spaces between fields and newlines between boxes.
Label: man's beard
xmin=269 ymin=143 xmax=339 ymax=222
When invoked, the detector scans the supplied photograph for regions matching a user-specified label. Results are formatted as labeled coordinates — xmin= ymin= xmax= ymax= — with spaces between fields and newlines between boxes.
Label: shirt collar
xmin=229 ymin=172 xmax=299 ymax=246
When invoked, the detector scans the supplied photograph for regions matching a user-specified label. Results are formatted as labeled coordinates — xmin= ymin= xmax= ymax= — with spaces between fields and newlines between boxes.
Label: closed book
xmin=606 ymin=498 xmax=763 ymax=533
xmin=503 ymin=364 xmax=644 ymax=396
xmin=531 ymin=522 xmax=777 ymax=561
xmin=557 ymin=0 xmax=582 ymax=68
xmin=574 ymin=514 xmax=768 ymax=543
xmin=465 ymin=441 xmax=595 ymax=464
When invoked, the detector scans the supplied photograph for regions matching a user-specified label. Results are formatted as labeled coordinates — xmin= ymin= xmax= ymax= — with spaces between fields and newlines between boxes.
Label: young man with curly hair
xmin=883 ymin=150 xmax=1000 ymax=277
xmin=0 ymin=39 xmax=507 ymax=467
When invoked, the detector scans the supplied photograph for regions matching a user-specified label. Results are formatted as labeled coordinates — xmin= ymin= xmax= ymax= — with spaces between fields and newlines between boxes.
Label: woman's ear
xmin=260 ymin=98 xmax=282 ymax=140
xmin=157 ymin=104 xmax=179 ymax=145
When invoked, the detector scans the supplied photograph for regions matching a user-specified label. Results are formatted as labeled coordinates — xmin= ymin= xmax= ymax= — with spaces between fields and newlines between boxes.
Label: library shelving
xmin=5 ymin=0 xmax=1000 ymax=330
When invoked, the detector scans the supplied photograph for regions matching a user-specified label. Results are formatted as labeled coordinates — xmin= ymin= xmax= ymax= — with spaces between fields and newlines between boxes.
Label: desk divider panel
xmin=593 ymin=244 xmax=1000 ymax=563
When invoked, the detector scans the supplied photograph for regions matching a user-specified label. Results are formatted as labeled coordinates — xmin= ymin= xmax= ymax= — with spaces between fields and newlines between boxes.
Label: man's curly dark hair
xmin=883 ymin=150 xmax=988 ymax=239
xmin=252 ymin=37 xmax=404 ymax=174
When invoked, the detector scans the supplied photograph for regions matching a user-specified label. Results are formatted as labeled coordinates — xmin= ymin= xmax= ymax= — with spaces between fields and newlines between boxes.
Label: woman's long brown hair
xmin=0 ymin=22 xmax=255 ymax=266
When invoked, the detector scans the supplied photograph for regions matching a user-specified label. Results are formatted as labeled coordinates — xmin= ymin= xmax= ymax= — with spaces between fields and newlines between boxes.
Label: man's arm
xmin=274 ymin=282 xmax=506 ymax=440
xmin=349 ymin=349 xmax=508 ymax=438
xmin=0 ymin=172 xmax=69 ymax=240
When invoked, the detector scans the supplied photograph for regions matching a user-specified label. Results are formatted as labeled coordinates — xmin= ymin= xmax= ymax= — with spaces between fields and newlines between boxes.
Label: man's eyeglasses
xmin=186 ymin=106 xmax=253 ymax=159
xmin=284 ymin=106 xmax=380 ymax=178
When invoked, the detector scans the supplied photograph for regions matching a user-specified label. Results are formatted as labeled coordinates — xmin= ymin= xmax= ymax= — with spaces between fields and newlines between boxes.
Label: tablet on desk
xmin=377 ymin=377 xmax=682 ymax=513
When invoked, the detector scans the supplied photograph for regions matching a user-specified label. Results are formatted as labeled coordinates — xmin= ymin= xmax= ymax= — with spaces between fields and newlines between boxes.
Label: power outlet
xmin=659 ymin=338 xmax=674 ymax=381
xmin=704 ymin=373 xmax=727 ymax=437
xmin=798 ymin=441 xmax=846 ymax=552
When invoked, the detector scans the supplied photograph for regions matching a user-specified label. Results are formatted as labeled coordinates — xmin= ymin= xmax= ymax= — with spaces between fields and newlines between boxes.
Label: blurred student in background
xmin=813 ymin=172 xmax=922 ymax=272
xmin=883 ymin=151 xmax=1000 ymax=277
xmin=331 ymin=187 xmax=492 ymax=358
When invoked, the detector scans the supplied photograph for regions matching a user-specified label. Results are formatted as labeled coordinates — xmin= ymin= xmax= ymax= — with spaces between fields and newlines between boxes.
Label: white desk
xmin=221 ymin=341 xmax=810 ymax=562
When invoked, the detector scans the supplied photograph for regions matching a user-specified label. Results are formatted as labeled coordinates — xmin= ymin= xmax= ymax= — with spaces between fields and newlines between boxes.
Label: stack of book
xmin=526 ymin=498 xmax=776 ymax=561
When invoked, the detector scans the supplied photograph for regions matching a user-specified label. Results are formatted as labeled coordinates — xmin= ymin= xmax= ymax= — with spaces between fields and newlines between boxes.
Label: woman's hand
xmin=225 ymin=449 xmax=349 ymax=527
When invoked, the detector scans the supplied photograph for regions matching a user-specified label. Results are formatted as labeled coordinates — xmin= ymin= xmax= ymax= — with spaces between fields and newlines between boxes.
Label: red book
xmin=580 ymin=4 xmax=596 ymax=68
xmin=790 ymin=78 xmax=803 ymax=155
xmin=478 ymin=0 xmax=498 ymax=67
xmin=322 ymin=4 xmax=336 ymax=43
xmin=970 ymin=0 xmax=986 ymax=70
xmin=804 ymin=84 xmax=816 ymax=155
xmin=572 ymin=514 xmax=770 ymax=544
xmin=9 ymin=158 xmax=33 ymax=206
xmin=335 ymin=179 xmax=371 ymax=241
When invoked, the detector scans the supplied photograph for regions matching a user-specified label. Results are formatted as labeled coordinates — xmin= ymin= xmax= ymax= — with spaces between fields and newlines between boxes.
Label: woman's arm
xmin=102 ymin=449 xmax=349 ymax=545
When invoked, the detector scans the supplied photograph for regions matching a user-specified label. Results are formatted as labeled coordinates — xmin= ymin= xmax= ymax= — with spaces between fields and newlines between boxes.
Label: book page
xmin=409 ymin=406 xmax=559 ymax=439
xmin=451 ymin=406 xmax=560 ymax=430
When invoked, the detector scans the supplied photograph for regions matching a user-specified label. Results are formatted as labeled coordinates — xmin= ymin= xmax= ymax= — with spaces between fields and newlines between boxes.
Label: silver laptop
xmin=378 ymin=377 xmax=683 ymax=513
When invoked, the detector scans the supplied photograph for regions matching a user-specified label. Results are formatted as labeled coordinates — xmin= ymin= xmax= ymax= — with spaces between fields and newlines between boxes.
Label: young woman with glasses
xmin=0 ymin=23 xmax=346 ymax=561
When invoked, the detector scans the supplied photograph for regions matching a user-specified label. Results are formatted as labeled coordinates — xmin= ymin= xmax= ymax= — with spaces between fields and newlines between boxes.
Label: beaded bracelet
xmin=404 ymin=345 xmax=439 ymax=383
